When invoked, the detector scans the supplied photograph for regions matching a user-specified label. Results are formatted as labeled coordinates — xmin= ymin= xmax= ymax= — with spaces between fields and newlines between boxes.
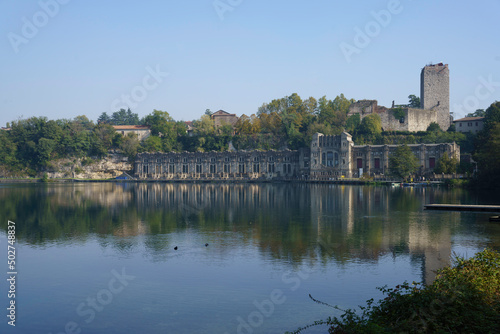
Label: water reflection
xmin=1 ymin=182 xmax=499 ymax=284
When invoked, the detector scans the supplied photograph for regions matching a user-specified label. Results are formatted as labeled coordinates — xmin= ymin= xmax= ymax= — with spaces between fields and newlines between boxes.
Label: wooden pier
xmin=424 ymin=204 xmax=500 ymax=213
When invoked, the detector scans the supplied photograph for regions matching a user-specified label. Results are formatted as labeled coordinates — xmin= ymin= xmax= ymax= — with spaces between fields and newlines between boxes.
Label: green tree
xmin=36 ymin=138 xmax=56 ymax=165
xmin=98 ymin=112 xmax=111 ymax=124
xmin=119 ymin=133 xmax=140 ymax=160
xmin=426 ymin=122 xmax=441 ymax=132
xmin=194 ymin=114 xmax=215 ymax=136
xmin=359 ymin=114 xmax=382 ymax=137
xmin=466 ymin=109 xmax=486 ymax=117
xmin=142 ymin=136 xmax=163 ymax=152
xmin=408 ymin=94 xmax=420 ymax=108
xmin=0 ymin=131 xmax=18 ymax=166
xmin=474 ymin=122 xmax=500 ymax=186
xmin=483 ymin=101 xmax=500 ymax=133
xmin=434 ymin=152 xmax=458 ymax=174
xmin=389 ymin=145 xmax=419 ymax=180
xmin=345 ymin=114 xmax=360 ymax=134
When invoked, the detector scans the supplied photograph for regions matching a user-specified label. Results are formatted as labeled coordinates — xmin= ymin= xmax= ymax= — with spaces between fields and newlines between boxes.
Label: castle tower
xmin=420 ymin=63 xmax=450 ymax=130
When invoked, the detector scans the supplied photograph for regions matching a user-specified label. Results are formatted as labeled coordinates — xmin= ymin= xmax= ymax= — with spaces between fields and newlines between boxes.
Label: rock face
xmin=46 ymin=154 xmax=133 ymax=179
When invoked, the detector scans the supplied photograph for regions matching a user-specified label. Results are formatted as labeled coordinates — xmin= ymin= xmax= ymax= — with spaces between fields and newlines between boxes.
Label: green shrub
xmin=289 ymin=249 xmax=500 ymax=334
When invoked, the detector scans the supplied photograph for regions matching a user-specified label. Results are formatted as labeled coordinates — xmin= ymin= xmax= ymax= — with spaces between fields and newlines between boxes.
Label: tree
xmin=194 ymin=114 xmax=215 ymax=136
xmin=434 ymin=152 xmax=458 ymax=174
xmin=119 ymin=133 xmax=140 ymax=160
xmin=345 ymin=114 xmax=360 ymax=134
xmin=142 ymin=136 xmax=163 ymax=152
xmin=483 ymin=101 xmax=500 ymax=133
xmin=205 ymin=109 xmax=213 ymax=116
xmin=110 ymin=108 xmax=140 ymax=125
xmin=408 ymin=94 xmax=420 ymax=108
xmin=389 ymin=145 xmax=419 ymax=180
xmin=474 ymin=122 xmax=500 ymax=186
xmin=359 ymin=114 xmax=382 ymax=137
xmin=97 ymin=112 xmax=111 ymax=124
xmin=466 ymin=109 xmax=486 ymax=118
xmin=426 ymin=122 xmax=441 ymax=132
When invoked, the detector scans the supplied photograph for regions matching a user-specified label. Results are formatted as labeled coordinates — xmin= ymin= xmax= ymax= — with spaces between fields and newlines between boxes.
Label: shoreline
xmin=0 ymin=177 xmax=446 ymax=186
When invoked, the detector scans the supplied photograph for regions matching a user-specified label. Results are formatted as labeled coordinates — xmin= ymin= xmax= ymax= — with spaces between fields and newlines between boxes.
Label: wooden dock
xmin=424 ymin=204 xmax=500 ymax=213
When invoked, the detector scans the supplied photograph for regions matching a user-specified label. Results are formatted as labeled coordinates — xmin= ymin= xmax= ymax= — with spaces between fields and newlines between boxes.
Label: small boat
xmin=489 ymin=215 xmax=500 ymax=222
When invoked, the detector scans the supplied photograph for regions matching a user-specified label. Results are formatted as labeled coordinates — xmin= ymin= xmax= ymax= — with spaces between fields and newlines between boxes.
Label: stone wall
xmin=421 ymin=64 xmax=450 ymax=130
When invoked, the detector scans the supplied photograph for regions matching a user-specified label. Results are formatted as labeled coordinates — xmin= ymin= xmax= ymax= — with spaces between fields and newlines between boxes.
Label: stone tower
xmin=420 ymin=63 xmax=450 ymax=130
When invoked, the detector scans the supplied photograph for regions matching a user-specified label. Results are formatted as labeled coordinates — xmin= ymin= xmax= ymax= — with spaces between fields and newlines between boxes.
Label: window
xmin=238 ymin=157 xmax=244 ymax=162
xmin=224 ymin=164 xmax=230 ymax=173
xmin=322 ymin=152 xmax=326 ymax=166
xmin=327 ymin=151 xmax=334 ymax=166
xmin=211 ymin=158 xmax=216 ymax=163
xmin=253 ymin=157 xmax=259 ymax=162
xmin=253 ymin=164 xmax=260 ymax=173
xmin=374 ymin=158 xmax=380 ymax=169
xmin=143 ymin=165 xmax=149 ymax=174
xmin=210 ymin=164 xmax=216 ymax=173
xmin=182 ymin=164 xmax=188 ymax=173
xmin=268 ymin=157 xmax=274 ymax=162
xmin=459 ymin=123 xmax=462 ymax=127
xmin=196 ymin=158 xmax=202 ymax=163
xmin=183 ymin=158 xmax=188 ymax=163
xmin=239 ymin=164 xmax=245 ymax=173
xmin=169 ymin=164 xmax=175 ymax=174
xmin=334 ymin=152 xmax=339 ymax=166
xmin=196 ymin=164 xmax=202 ymax=173
xmin=268 ymin=163 xmax=275 ymax=173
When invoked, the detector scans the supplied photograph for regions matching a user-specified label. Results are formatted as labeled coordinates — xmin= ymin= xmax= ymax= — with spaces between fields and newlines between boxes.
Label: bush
xmin=289 ymin=249 xmax=500 ymax=334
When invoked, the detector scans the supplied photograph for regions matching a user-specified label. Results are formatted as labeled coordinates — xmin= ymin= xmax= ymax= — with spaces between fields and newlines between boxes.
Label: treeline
xmin=1 ymin=95 xmax=498 ymax=182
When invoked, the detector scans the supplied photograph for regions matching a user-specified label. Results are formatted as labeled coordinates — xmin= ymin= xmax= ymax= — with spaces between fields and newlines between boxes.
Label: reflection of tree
xmin=2 ymin=183 xmax=498 ymax=278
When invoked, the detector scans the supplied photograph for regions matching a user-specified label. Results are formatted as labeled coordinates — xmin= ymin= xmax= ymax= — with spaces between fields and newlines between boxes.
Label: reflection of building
xmin=135 ymin=133 xmax=459 ymax=179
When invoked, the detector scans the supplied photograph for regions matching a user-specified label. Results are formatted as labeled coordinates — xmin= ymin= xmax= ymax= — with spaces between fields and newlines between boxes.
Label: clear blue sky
xmin=1 ymin=0 xmax=499 ymax=127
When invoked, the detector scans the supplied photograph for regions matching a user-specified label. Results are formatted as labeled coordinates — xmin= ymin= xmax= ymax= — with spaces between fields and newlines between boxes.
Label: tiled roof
xmin=453 ymin=117 xmax=485 ymax=122
xmin=112 ymin=125 xmax=150 ymax=130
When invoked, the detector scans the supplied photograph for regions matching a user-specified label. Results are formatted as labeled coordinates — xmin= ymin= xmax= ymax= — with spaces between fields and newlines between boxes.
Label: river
xmin=0 ymin=183 xmax=499 ymax=333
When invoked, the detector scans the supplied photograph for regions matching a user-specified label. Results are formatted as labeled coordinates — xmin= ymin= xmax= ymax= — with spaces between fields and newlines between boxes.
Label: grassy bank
xmin=288 ymin=248 xmax=500 ymax=333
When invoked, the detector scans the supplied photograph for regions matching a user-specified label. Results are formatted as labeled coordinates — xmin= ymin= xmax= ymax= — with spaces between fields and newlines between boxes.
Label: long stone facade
xmin=134 ymin=133 xmax=460 ymax=180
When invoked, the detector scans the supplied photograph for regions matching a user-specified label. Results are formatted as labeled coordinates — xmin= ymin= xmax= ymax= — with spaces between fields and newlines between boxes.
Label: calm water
xmin=1 ymin=183 xmax=499 ymax=334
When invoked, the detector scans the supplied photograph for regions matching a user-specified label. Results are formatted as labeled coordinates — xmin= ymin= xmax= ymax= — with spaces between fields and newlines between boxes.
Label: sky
xmin=1 ymin=0 xmax=499 ymax=127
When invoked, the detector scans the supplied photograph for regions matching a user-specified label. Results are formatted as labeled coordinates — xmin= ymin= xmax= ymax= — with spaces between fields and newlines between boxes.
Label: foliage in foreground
xmin=287 ymin=248 xmax=500 ymax=334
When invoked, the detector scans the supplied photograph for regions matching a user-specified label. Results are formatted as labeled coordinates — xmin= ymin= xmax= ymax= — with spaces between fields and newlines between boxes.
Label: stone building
xmin=211 ymin=110 xmax=239 ymax=128
xmin=310 ymin=132 xmax=460 ymax=179
xmin=112 ymin=125 xmax=151 ymax=141
xmin=135 ymin=149 xmax=309 ymax=180
xmin=134 ymin=132 xmax=459 ymax=180
xmin=453 ymin=116 xmax=484 ymax=134
xmin=348 ymin=63 xmax=452 ymax=132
